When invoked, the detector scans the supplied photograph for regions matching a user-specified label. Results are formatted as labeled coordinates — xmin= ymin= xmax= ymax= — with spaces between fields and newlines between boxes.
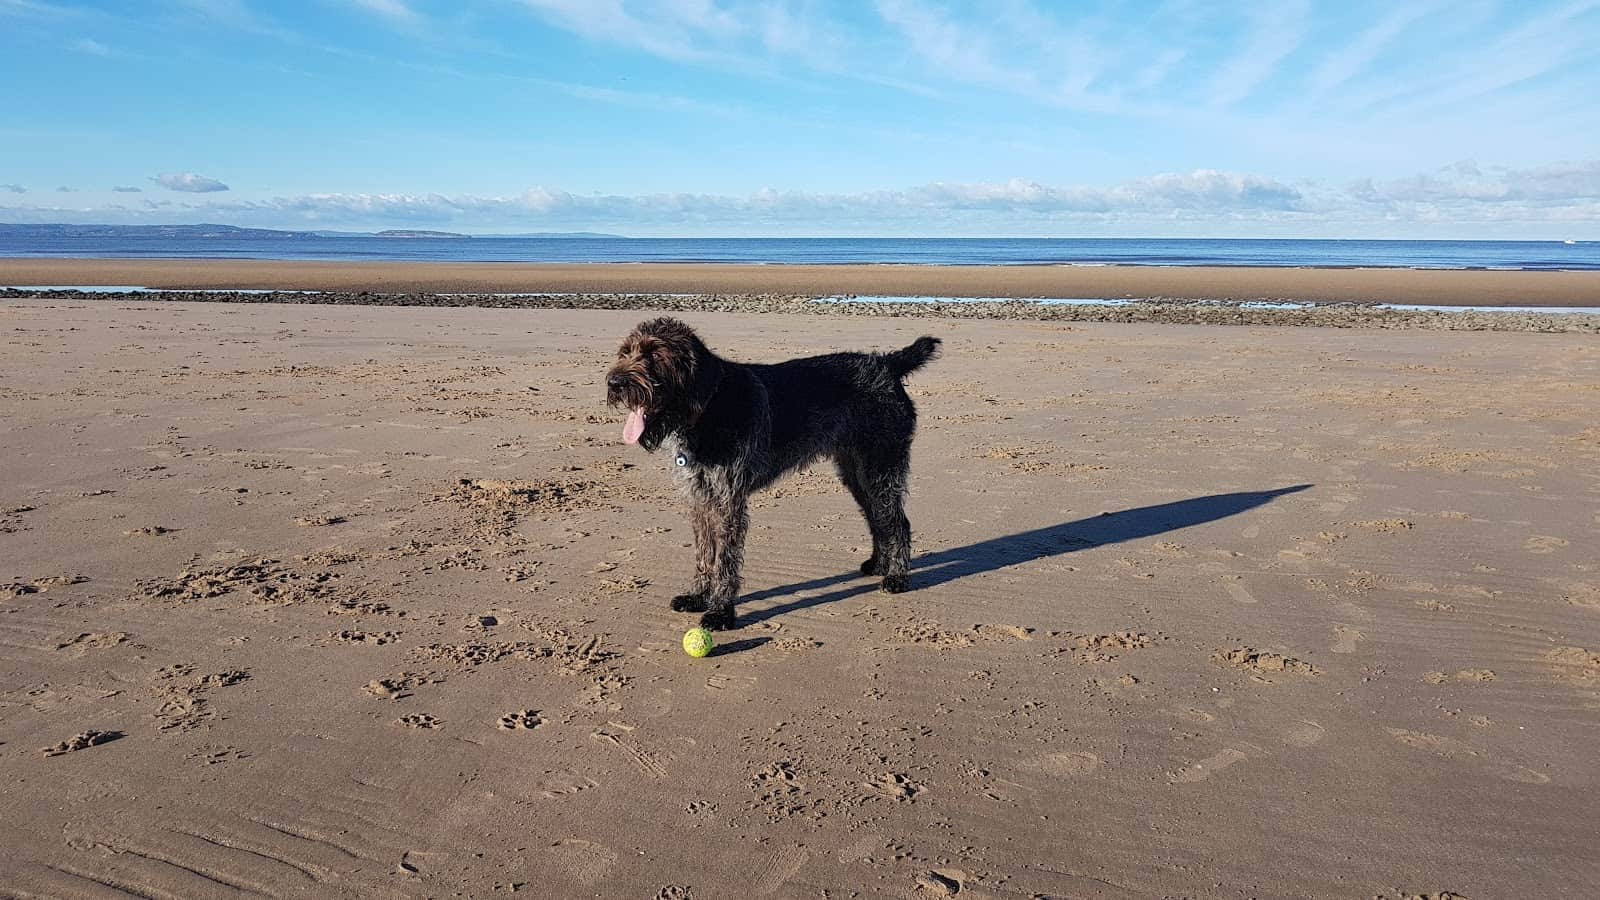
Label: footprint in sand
xmin=706 ymin=673 xmax=757 ymax=692
xmin=498 ymin=709 xmax=545 ymax=730
xmin=1241 ymin=524 xmax=1261 ymax=539
xmin=1318 ymin=492 xmax=1354 ymax=514
xmin=535 ymin=772 xmax=599 ymax=800
xmin=395 ymin=713 xmax=441 ymax=729
xmin=332 ymin=629 xmax=401 ymax=646
xmin=1525 ymin=535 xmax=1569 ymax=554
xmin=861 ymin=772 xmax=926 ymax=802
xmin=54 ymin=631 xmax=132 ymax=656
xmin=548 ymin=838 xmax=618 ymax=886
xmin=1330 ymin=625 xmax=1363 ymax=654
xmin=1169 ymin=747 xmax=1249 ymax=784
xmin=1284 ymin=720 xmax=1326 ymax=747
xmin=1423 ymin=670 xmax=1496 ymax=684
xmin=1038 ymin=751 xmax=1101 ymax=776
xmin=1385 ymin=727 xmax=1550 ymax=784
xmin=752 ymin=844 xmax=809 ymax=895
xmin=1219 ymin=578 xmax=1257 ymax=605
xmin=836 ymin=830 xmax=885 ymax=864
xmin=42 ymin=730 xmax=124 ymax=757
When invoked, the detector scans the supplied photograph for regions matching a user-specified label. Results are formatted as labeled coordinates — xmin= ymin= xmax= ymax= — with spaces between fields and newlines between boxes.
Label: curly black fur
xmin=606 ymin=318 xmax=940 ymax=629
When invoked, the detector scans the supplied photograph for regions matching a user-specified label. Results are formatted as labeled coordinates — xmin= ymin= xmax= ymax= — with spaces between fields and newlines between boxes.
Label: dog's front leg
xmin=671 ymin=496 xmax=716 ymax=612
xmin=699 ymin=493 xmax=749 ymax=630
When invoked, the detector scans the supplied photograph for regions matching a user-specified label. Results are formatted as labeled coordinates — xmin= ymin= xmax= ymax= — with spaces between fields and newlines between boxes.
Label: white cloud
xmin=1355 ymin=160 xmax=1600 ymax=205
xmin=351 ymin=0 xmax=418 ymax=23
xmin=0 ymin=169 xmax=1323 ymax=234
xmin=1 ymin=183 xmax=25 ymax=193
xmin=112 ymin=185 xmax=143 ymax=192
xmin=154 ymin=172 xmax=230 ymax=192
xmin=69 ymin=37 xmax=110 ymax=55
xmin=5 ymin=162 xmax=1598 ymax=237
xmin=228 ymin=170 xmax=1304 ymax=224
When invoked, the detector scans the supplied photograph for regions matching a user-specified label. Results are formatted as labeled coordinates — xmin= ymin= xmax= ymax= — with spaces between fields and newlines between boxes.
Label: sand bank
xmin=4 ymin=256 xmax=1600 ymax=306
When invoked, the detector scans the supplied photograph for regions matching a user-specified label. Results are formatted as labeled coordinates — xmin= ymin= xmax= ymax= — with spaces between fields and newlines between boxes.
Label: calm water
xmin=1 ymin=235 xmax=1596 ymax=270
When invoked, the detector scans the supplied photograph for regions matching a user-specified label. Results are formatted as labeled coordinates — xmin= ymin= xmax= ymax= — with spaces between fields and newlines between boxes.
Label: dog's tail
xmin=883 ymin=336 xmax=942 ymax=378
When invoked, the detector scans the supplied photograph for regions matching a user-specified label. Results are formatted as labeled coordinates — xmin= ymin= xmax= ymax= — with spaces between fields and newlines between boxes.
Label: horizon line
xmin=0 ymin=223 xmax=1594 ymax=243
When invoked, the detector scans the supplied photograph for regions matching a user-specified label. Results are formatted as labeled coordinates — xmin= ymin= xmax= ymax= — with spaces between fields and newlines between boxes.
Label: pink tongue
xmin=622 ymin=407 xmax=645 ymax=444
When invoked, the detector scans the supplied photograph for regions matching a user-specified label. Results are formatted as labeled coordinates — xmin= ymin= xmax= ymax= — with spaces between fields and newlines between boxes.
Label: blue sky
xmin=2 ymin=0 xmax=1598 ymax=236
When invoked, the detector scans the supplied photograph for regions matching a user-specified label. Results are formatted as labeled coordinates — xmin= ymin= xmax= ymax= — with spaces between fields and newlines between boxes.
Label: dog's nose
xmin=606 ymin=374 xmax=626 ymax=391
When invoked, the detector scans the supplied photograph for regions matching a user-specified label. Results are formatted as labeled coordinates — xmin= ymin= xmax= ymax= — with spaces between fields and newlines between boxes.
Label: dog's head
xmin=605 ymin=317 xmax=719 ymax=451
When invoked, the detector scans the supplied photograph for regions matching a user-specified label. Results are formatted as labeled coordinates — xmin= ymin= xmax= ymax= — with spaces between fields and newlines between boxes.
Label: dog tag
xmin=674 ymin=453 xmax=688 ymax=468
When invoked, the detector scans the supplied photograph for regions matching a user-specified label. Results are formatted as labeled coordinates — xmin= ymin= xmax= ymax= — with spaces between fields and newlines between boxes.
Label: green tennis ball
xmin=682 ymin=626 xmax=714 ymax=658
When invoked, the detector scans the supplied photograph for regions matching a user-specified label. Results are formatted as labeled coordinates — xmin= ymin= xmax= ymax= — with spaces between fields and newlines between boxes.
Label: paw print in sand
xmin=498 ymin=709 xmax=545 ymax=730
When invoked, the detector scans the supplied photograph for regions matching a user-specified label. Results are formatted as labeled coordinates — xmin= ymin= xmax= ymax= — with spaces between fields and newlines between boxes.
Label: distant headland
xmin=0 ymin=223 xmax=624 ymax=239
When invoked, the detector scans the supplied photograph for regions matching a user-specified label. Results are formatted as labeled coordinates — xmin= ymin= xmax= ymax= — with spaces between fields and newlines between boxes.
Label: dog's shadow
xmin=738 ymin=485 xmax=1311 ymax=626
xmin=708 ymin=636 xmax=771 ymax=657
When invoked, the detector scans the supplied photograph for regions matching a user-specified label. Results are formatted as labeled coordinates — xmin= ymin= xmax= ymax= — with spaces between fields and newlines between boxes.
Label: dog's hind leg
xmin=671 ymin=497 xmax=716 ymax=612
xmin=838 ymin=459 xmax=886 ymax=576
xmin=857 ymin=449 xmax=912 ymax=593
xmin=699 ymin=493 xmax=749 ymax=630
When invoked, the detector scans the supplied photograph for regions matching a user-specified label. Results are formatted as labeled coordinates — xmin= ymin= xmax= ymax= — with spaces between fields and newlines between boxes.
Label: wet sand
xmin=2 ymin=299 xmax=1597 ymax=898
xmin=4 ymin=256 xmax=1600 ymax=306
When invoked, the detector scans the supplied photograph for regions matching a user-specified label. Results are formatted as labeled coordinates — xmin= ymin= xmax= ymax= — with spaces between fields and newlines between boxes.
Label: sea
xmin=1 ymin=235 xmax=1596 ymax=270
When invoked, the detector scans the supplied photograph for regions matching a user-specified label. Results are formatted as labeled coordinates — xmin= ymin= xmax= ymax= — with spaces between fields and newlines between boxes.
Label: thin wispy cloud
xmin=1 ymin=183 xmax=25 ymax=193
xmin=173 ymin=0 xmax=302 ymax=42
xmin=351 ymin=0 xmax=419 ymax=24
xmin=513 ymin=0 xmax=712 ymax=62
xmin=112 ymin=185 xmax=143 ymax=192
xmin=1305 ymin=4 xmax=1437 ymax=95
xmin=154 ymin=173 xmax=230 ymax=193
xmin=68 ymin=37 xmax=110 ymax=55
xmin=174 ymin=0 xmax=259 ymax=29
xmin=0 ymin=0 xmax=79 ymax=18
xmin=1208 ymin=1 xmax=1312 ymax=107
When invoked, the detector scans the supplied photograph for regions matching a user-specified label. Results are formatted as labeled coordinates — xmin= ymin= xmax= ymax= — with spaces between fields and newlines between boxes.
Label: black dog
xmin=605 ymin=317 xmax=941 ymax=630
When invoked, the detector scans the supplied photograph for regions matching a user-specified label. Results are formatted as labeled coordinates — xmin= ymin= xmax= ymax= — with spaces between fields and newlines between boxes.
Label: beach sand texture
xmin=5 ymin=256 xmax=1600 ymax=306
xmin=2 ymin=299 xmax=1597 ymax=898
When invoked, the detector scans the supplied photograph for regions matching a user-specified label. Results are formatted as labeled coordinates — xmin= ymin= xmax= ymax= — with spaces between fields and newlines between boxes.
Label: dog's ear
xmin=633 ymin=318 xmax=721 ymax=423
xmin=684 ymin=344 xmax=722 ymax=424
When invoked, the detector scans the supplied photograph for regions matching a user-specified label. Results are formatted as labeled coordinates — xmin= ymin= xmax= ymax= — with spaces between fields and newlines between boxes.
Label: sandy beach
xmin=2 ymin=298 xmax=1598 ymax=898
xmin=5 ymin=257 xmax=1600 ymax=307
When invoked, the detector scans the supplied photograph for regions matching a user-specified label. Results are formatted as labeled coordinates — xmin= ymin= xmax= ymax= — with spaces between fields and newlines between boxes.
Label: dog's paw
xmin=671 ymin=591 xmax=709 ymax=612
xmin=859 ymin=556 xmax=881 ymax=576
xmin=699 ymin=608 xmax=737 ymax=631
xmin=879 ymin=574 xmax=909 ymax=594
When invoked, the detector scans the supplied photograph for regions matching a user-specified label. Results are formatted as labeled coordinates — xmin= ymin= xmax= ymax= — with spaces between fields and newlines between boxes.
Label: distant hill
xmin=0 ymin=223 xmax=318 ymax=239
xmin=0 ymin=224 xmax=623 ymax=239
xmin=373 ymin=229 xmax=469 ymax=238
